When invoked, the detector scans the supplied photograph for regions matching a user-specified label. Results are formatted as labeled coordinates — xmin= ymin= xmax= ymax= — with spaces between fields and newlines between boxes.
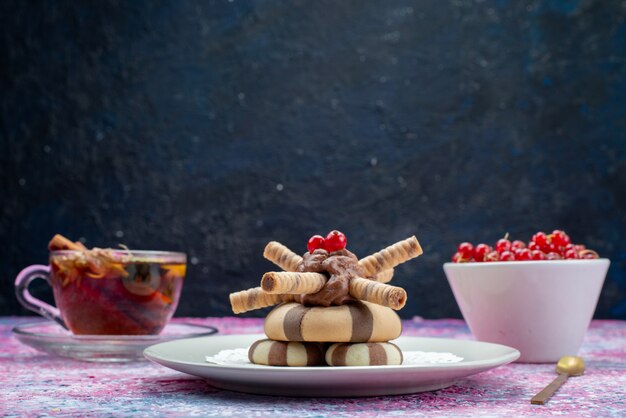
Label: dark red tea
xmin=49 ymin=251 xmax=186 ymax=335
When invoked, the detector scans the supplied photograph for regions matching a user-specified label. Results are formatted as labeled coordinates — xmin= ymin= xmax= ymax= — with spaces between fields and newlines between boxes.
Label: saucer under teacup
xmin=13 ymin=320 xmax=218 ymax=362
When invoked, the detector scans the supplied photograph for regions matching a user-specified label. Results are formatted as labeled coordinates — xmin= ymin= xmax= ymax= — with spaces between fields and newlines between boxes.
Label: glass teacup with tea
xmin=15 ymin=235 xmax=187 ymax=335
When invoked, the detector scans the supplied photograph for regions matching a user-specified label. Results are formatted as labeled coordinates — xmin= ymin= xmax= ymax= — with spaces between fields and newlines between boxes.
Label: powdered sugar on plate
xmin=402 ymin=350 xmax=463 ymax=364
xmin=205 ymin=348 xmax=463 ymax=366
xmin=206 ymin=348 xmax=251 ymax=366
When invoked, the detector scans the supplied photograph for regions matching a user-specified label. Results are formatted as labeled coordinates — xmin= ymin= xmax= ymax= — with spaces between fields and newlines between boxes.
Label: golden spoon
xmin=531 ymin=356 xmax=585 ymax=405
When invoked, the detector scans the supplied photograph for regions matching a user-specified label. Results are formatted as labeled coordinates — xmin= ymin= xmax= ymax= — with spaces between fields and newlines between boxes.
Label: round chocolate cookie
xmin=248 ymin=339 xmax=325 ymax=366
xmin=264 ymin=301 xmax=402 ymax=343
xmin=325 ymin=342 xmax=403 ymax=366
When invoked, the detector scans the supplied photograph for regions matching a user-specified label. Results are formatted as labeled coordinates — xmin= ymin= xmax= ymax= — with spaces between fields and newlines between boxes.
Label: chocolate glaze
xmin=296 ymin=248 xmax=366 ymax=307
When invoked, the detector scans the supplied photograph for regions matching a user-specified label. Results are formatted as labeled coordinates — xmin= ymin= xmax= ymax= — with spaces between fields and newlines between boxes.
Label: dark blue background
xmin=1 ymin=0 xmax=625 ymax=319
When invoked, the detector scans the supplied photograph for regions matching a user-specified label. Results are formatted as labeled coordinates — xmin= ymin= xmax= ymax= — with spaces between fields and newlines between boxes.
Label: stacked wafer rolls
xmin=373 ymin=268 xmax=394 ymax=283
xmin=229 ymin=234 xmax=422 ymax=366
xmin=261 ymin=272 xmax=407 ymax=310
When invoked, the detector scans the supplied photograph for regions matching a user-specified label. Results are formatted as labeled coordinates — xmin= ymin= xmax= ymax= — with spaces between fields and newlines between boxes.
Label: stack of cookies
xmin=229 ymin=232 xmax=422 ymax=367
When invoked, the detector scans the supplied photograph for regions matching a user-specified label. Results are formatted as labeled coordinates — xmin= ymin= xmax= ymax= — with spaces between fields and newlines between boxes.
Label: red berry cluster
xmin=308 ymin=230 xmax=347 ymax=253
xmin=452 ymin=230 xmax=600 ymax=263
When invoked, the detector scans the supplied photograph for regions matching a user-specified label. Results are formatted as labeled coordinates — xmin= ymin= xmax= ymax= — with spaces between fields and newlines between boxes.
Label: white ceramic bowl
xmin=443 ymin=259 xmax=610 ymax=363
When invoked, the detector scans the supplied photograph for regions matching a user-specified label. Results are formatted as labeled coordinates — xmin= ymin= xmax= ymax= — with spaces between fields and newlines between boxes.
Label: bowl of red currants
xmin=443 ymin=230 xmax=610 ymax=363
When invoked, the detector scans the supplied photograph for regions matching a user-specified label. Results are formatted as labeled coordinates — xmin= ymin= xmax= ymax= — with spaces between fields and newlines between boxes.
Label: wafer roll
xmin=350 ymin=277 xmax=407 ymax=310
xmin=263 ymin=241 xmax=303 ymax=272
xmin=261 ymin=272 xmax=327 ymax=294
xmin=358 ymin=236 xmax=422 ymax=276
xmin=372 ymin=269 xmax=394 ymax=283
xmin=261 ymin=271 xmax=407 ymax=309
xmin=229 ymin=287 xmax=295 ymax=314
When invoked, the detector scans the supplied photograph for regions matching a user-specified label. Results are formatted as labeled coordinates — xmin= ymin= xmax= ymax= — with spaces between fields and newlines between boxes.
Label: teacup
xmin=444 ymin=259 xmax=609 ymax=363
xmin=15 ymin=250 xmax=186 ymax=335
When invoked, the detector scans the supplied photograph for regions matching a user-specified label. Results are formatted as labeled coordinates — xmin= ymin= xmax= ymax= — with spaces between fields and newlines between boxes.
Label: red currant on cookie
xmin=323 ymin=230 xmax=347 ymax=252
xmin=307 ymin=235 xmax=325 ymax=253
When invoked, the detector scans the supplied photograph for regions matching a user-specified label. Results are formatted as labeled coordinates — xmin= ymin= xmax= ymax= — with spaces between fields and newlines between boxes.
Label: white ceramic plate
xmin=144 ymin=334 xmax=520 ymax=397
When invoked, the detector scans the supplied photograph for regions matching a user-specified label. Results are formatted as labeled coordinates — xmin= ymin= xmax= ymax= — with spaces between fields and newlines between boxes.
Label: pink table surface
xmin=1 ymin=317 xmax=625 ymax=417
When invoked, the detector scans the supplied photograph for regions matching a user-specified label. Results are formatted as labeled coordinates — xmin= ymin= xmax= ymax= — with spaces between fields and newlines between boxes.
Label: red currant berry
xmin=307 ymin=235 xmax=325 ymax=253
xmin=473 ymin=244 xmax=492 ymax=262
xmin=457 ymin=242 xmax=474 ymax=259
xmin=574 ymin=244 xmax=586 ymax=252
xmin=528 ymin=242 xmax=541 ymax=251
xmin=511 ymin=240 xmax=526 ymax=250
xmin=552 ymin=230 xmax=571 ymax=247
xmin=517 ymin=249 xmax=532 ymax=260
xmin=564 ymin=249 xmax=579 ymax=259
xmin=546 ymin=252 xmax=561 ymax=260
xmin=499 ymin=250 xmax=515 ymax=261
xmin=541 ymin=242 xmax=557 ymax=254
xmin=452 ymin=252 xmax=464 ymax=263
xmin=532 ymin=232 xmax=547 ymax=247
xmin=323 ymin=230 xmax=347 ymax=252
xmin=496 ymin=239 xmax=511 ymax=254
xmin=531 ymin=250 xmax=546 ymax=260
xmin=485 ymin=251 xmax=499 ymax=262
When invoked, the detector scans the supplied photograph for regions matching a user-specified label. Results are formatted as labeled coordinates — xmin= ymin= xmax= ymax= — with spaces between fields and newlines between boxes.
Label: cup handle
xmin=15 ymin=265 xmax=68 ymax=329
